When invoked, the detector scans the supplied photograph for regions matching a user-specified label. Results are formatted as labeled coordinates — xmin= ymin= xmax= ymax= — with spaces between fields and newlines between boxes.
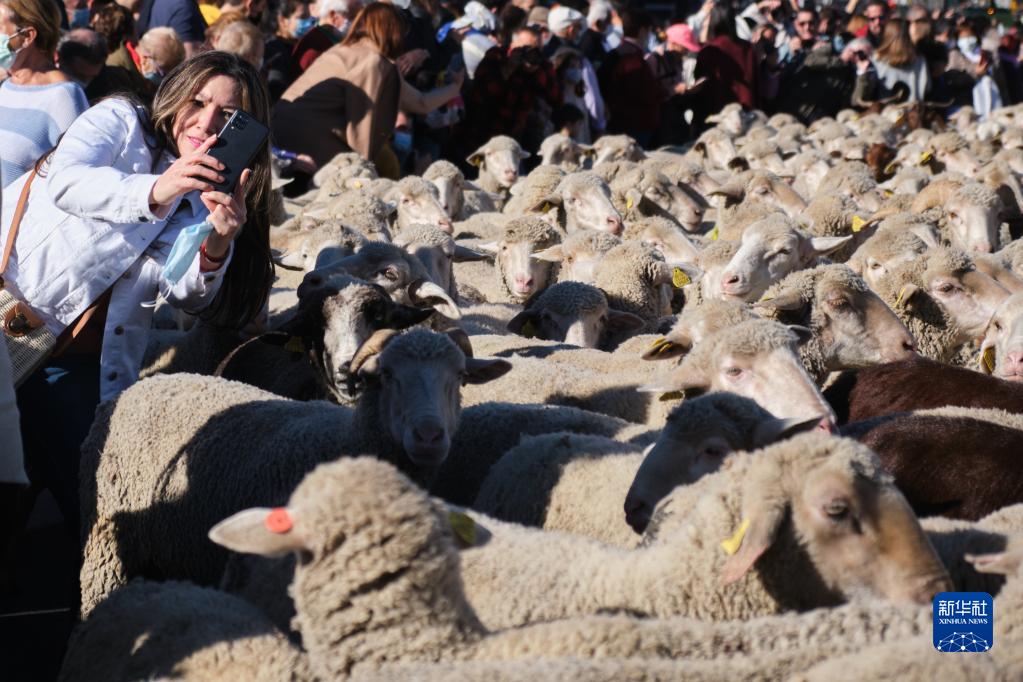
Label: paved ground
xmin=0 ymin=492 xmax=77 ymax=682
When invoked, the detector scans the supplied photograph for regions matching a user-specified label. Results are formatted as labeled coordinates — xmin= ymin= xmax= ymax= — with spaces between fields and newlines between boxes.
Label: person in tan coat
xmin=272 ymin=2 xmax=405 ymax=169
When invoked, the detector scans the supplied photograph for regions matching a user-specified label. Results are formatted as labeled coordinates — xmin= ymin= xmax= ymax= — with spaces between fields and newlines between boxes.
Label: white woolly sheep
xmin=717 ymin=214 xmax=851 ymax=302
xmin=385 ymin=176 xmax=453 ymax=234
xmin=270 ymin=215 xmax=366 ymax=272
xmin=476 ymin=216 xmax=562 ymax=302
xmin=423 ymin=160 xmax=500 ymax=221
xmin=538 ymin=133 xmax=591 ymax=171
xmin=910 ymin=179 xmax=1004 ymax=254
xmin=609 ymin=167 xmax=705 ymax=233
xmin=501 ymin=164 xmax=566 ymax=216
xmin=78 ymin=329 xmax=512 ymax=615
xmin=459 ymin=433 xmax=952 ymax=630
xmin=847 ymin=220 xmax=933 ymax=291
xmin=532 ymin=229 xmax=622 ymax=284
xmin=816 ymin=161 xmax=886 ymax=214
xmin=592 ymin=241 xmax=699 ymax=330
xmin=468 ymin=135 xmax=529 ymax=196
xmin=529 ymin=171 xmax=624 ymax=235
xmin=506 ymin=281 xmax=644 ymax=349
xmin=980 ymin=292 xmax=1023 ymax=381
xmin=590 ymin=134 xmax=645 ymax=166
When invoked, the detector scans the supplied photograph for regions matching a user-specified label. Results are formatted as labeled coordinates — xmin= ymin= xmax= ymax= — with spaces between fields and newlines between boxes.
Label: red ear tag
xmin=265 ymin=508 xmax=293 ymax=534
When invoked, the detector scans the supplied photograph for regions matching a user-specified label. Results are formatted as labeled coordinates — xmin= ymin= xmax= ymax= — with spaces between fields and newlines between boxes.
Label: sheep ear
xmin=453 ymin=245 xmax=489 ymax=262
xmin=208 ymin=508 xmax=307 ymax=558
xmin=474 ymin=241 xmax=500 ymax=256
xmin=754 ymin=289 xmax=807 ymax=315
xmin=707 ymin=184 xmax=744 ymax=206
xmin=807 ymin=235 xmax=853 ymax=258
xmin=641 ymin=332 xmax=692 ymax=361
xmin=272 ymin=249 xmax=305 ymax=271
xmin=606 ymin=309 xmax=645 ymax=332
xmin=464 ymin=357 xmax=512 ymax=384
xmin=751 ymin=415 xmax=822 ymax=448
xmin=528 ymin=195 xmax=563 ymax=213
xmin=531 ymin=244 xmax=565 ymax=263
xmin=965 ymin=548 xmax=1023 ymax=576
xmin=720 ymin=504 xmax=787 ymax=585
xmin=624 ymin=187 xmax=644 ymax=211
xmin=653 ymin=262 xmax=703 ymax=288
xmin=517 ymin=149 xmax=531 ymax=160
xmin=409 ymin=280 xmax=462 ymax=319
xmin=467 ymin=151 xmax=485 ymax=167
xmin=895 ymin=283 xmax=923 ymax=309
xmin=507 ymin=310 xmax=541 ymax=337
xmin=908 ymin=224 xmax=939 ymax=248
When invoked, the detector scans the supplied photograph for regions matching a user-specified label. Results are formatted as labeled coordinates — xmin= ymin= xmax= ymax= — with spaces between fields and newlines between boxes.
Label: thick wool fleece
xmin=871 ymin=253 xmax=965 ymax=363
xmin=59 ymin=580 xmax=308 ymax=682
xmin=758 ymin=264 xmax=870 ymax=383
xmin=327 ymin=190 xmax=393 ymax=239
xmin=472 ymin=393 xmax=782 ymax=548
xmin=503 ymin=165 xmax=566 ymax=216
xmin=716 ymin=203 xmax=782 ymax=242
xmin=527 ymin=281 xmax=608 ymax=316
xmin=460 ymin=435 xmax=894 ymax=630
xmin=593 ymin=242 xmax=672 ymax=325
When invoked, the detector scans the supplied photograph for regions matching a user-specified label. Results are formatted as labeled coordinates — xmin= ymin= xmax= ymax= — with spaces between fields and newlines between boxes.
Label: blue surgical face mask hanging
xmin=0 ymin=29 xmax=26 ymax=72
xmin=162 ymin=221 xmax=215 ymax=284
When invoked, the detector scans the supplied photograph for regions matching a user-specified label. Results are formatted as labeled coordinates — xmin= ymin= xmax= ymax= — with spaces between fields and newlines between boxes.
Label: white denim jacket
xmin=0 ymin=98 xmax=233 ymax=401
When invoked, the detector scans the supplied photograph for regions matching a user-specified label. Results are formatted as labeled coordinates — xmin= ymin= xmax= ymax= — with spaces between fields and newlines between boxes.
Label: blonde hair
xmin=139 ymin=27 xmax=186 ymax=72
xmin=214 ymin=19 xmax=264 ymax=67
xmin=1 ymin=0 xmax=60 ymax=56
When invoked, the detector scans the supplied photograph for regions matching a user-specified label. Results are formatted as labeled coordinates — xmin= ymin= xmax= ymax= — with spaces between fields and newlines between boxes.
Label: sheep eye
xmin=824 ymin=500 xmax=849 ymax=519
xmin=869 ymin=262 xmax=881 ymax=270
xmin=993 ymin=320 xmax=1003 ymax=331
xmin=755 ymin=186 xmax=769 ymax=195
xmin=702 ymin=445 xmax=727 ymax=458
xmin=936 ymin=283 xmax=955 ymax=294
xmin=724 ymin=367 xmax=743 ymax=378
xmin=828 ymin=298 xmax=849 ymax=310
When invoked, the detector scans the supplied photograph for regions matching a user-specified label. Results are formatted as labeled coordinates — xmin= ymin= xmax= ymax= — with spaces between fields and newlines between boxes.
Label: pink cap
xmin=666 ymin=23 xmax=701 ymax=52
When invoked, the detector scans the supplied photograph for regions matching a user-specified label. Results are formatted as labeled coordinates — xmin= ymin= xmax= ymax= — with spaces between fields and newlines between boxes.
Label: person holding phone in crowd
xmin=0 ymin=50 xmax=273 ymax=541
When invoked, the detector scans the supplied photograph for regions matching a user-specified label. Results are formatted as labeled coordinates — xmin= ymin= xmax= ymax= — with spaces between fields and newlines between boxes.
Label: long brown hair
xmin=341 ymin=2 xmax=407 ymax=59
xmin=151 ymin=50 xmax=274 ymax=329
xmin=876 ymin=18 xmax=917 ymax=68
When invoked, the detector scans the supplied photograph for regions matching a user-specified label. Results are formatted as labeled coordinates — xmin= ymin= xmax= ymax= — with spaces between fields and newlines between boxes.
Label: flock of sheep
xmin=63 ymin=99 xmax=1023 ymax=680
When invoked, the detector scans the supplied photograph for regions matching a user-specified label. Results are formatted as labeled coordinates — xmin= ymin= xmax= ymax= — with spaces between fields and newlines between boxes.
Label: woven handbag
xmin=1 ymin=169 xmax=104 ymax=387
xmin=1 ymin=168 xmax=56 ymax=387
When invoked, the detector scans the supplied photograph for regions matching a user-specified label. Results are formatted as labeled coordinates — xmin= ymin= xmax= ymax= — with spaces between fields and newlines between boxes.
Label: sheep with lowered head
xmin=538 ymin=132 xmax=591 ymax=171
xmin=910 ymin=178 xmax=1004 ymax=254
xmin=423 ymin=159 xmax=500 ymax=220
xmin=754 ymin=263 xmax=917 ymax=383
xmin=474 ymin=393 xmax=819 ymax=547
xmin=270 ymin=215 xmax=366 ymax=272
xmin=609 ymin=167 xmax=706 ymax=233
xmin=506 ymin=281 xmax=644 ymax=349
xmin=459 ymin=433 xmax=952 ymax=630
xmin=529 ymin=171 xmax=624 ymax=235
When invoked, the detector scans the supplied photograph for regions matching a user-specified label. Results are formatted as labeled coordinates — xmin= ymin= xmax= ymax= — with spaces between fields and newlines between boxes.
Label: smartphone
xmin=207 ymin=109 xmax=269 ymax=194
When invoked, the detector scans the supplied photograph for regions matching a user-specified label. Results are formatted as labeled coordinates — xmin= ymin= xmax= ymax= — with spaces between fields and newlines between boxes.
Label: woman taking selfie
xmin=0 ymin=50 xmax=273 ymax=535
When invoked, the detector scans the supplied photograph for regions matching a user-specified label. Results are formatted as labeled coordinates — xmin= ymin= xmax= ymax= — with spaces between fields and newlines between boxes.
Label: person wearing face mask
xmin=290 ymin=0 xmax=363 ymax=77
xmin=264 ymin=0 xmax=313 ymax=102
xmin=136 ymin=26 xmax=186 ymax=85
xmin=1 ymin=49 xmax=273 ymax=555
xmin=577 ymin=0 xmax=609 ymax=70
xmin=547 ymin=8 xmax=605 ymax=138
xmin=0 ymin=0 xmax=89 ymax=188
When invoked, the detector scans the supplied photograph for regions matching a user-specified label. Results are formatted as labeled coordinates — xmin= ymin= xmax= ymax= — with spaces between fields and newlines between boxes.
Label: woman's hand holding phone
xmin=199 ymin=168 xmax=251 ymax=266
xmin=149 ymin=135 xmax=226 ymax=214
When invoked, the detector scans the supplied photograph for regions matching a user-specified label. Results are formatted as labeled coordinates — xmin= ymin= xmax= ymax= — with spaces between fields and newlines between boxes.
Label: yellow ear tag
xmin=659 ymin=390 xmax=684 ymax=402
xmin=626 ymin=196 xmax=635 ymax=210
xmin=448 ymin=511 xmax=476 ymax=548
xmin=541 ymin=202 xmax=552 ymax=213
xmin=721 ymin=517 xmax=751 ymax=555
xmin=919 ymin=151 xmax=933 ymax=165
xmin=707 ymin=225 xmax=719 ymax=241
xmin=285 ymin=336 xmax=305 ymax=353
xmin=648 ymin=337 xmax=671 ymax=353
xmin=883 ymin=189 xmax=894 ymax=198
xmin=895 ymin=286 xmax=908 ymax=307
xmin=470 ymin=157 xmax=483 ymax=167
xmin=884 ymin=162 xmax=897 ymax=175
xmin=851 ymin=216 xmax=867 ymax=233
xmin=672 ymin=267 xmax=691 ymax=288
xmin=983 ymin=347 xmax=996 ymax=374
xmin=758 ymin=294 xmax=774 ymax=303
xmin=521 ymin=320 xmax=537 ymax=338
xmin=353 ymin=180 xmax=363 ymax=189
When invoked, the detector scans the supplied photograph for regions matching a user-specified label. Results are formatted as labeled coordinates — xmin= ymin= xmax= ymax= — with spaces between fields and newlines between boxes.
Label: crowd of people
xmin=3 ymin=0 xmax=1023 ymax=192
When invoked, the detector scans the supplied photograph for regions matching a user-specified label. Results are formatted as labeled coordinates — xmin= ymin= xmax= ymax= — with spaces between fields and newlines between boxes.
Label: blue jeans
xmin=16 ymin=357 xmax=100 ymax=540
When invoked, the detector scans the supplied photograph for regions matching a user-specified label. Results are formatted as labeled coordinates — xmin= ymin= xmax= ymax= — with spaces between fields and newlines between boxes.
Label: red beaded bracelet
xmin=200 ymin=241 xmax=228 ymax=264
